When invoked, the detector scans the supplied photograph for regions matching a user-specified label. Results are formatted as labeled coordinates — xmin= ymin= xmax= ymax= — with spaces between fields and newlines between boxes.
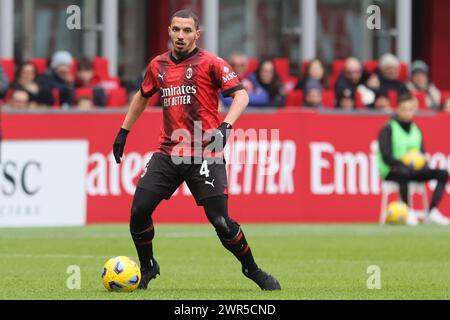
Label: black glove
xmin=207 ymin=122 xmax=232 ymax=151
xmin=113 ymin=128 xmax=130 ymax=164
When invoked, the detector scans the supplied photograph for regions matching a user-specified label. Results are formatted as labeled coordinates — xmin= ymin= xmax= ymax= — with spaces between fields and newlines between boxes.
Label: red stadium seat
xmin=273 ymin=57 xmax=298 ymax=91
xmin=355 ymin=90 xmax=364 ymax=109
xmin=285 ymin=90 xmax=303 ymax=108
xmin=328 ymin=60 xmax=346 ymax=88
xmin=107 ymin=87 xmax=127 ymax=107
xmin=0 ymin=58 xmax=15 ymax=83
xmin=300 ymin=60 xmax=309 ymax=77
xmin=363 ymin=60 xmax=379 ymax=74
xmin=246 ymin=58 xmax=259 ymax=76
xmin=398 ymin=63 xmax=409 ymax=82
xmin=52 ymin=88 xmax=60 ymax=108
xmin=31 ymin=58 xmax=48 ymax=75
xmin=388 ymin=90 xmax=398 ymax=108
xmin=75 ymin=88 xmax=94 ymax=100
xmin=93 ymin=57 xmax=110 ymax=80
xmin=71 ymin=58 xmax=78 ymax=78
xmin=441 ymin=90 xmax=450 ymax=105
xmin=322 ymin=90 xmax=336 ymax=108
xmin=411 ymin=91 xmax=427 ymax=109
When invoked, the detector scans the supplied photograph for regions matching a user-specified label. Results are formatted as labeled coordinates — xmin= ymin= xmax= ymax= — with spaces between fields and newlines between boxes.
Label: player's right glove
xmin=113 ymin=128 xmax=130 ymax=164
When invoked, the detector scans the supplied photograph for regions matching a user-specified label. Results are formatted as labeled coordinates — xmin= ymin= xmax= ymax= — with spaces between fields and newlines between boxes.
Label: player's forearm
xmin=121 ymin=92 xmax=149 ymax=130
xmin=223 ymin=89 xmax=249 ymax=126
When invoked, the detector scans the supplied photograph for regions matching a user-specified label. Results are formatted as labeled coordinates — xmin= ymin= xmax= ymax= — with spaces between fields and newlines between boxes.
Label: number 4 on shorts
xmin=200 ymin=160 xmax=210 ymax=178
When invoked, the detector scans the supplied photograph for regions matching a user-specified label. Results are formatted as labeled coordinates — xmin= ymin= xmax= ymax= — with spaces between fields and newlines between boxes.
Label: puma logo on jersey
xmin=158 ymin=73 xmax=165 ymax=81
xmin=205 ymin=179 xmax=215 ymax=188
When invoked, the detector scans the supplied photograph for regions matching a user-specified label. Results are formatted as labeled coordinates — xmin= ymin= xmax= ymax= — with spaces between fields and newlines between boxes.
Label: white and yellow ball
xmin=401 ymin=149 xmax=426 ymax=171
xmin=386 ymin=201 xmax=409 ymax=225
xmin=101 ymin=256 xmax=141 ymax=292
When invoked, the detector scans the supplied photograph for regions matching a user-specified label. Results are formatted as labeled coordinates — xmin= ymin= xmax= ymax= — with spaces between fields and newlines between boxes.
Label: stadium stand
xmin=2 ymin=55 xmax=450 ymax=111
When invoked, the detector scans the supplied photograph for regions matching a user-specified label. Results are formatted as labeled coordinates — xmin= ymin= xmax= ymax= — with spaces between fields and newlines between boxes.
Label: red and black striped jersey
xmin=140 ymin=47 xmax=242 ymax=157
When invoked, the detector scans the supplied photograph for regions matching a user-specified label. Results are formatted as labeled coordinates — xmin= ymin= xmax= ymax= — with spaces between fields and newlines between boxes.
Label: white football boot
xmin=425 ymin=208 xmax=450 ymax=226
xmin=406 ymin=209 xmax=419 ymax=226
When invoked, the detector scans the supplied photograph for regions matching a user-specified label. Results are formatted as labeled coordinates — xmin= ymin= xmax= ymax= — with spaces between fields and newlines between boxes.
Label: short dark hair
xmin=78 ymin=57 xmax=93 ymax=71
xmin=169 ymin=9 xmax=199 ymax=30
xmin=397 ymin=93 xmax=414 ymax=106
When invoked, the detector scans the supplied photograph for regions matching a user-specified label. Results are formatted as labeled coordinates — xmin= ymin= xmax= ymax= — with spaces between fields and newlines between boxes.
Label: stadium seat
xmin=273 ymin=57 xmax=298 ymax=90
xmin=71 ymin=58 xmax=78 ymax=78
xmin=107 ymin=87 xmax=127 ymax=107
xmin=355 ymin=90 xmax=364 ymax=109
xmin=322 ymin=90 xmax=336 ymax=108
xmin=328 ymin=60 xmax=346 ymax=88
xmin=379 ymin=181 xmax=428 ymax=224
xmin=388 ymin=90 xmax=398 ymax=108
xmin=0 ymin=58 xmax=15 ymax=83
xmin=75 ymin=88 xmax=94 ymax=100
xmin=363 ymin=60 xmax=378 ymax=74
xmin=93 ymin=57 xmax=110 ymax=80
xmin=398 ymin=63 xmax=409 ymax=82
xmin=285 ymin=90 xmax=303 ymax=108
xmin=299 ymin=60 xmax=309 ymax=77
xmin=273 ymin=58 xmax=290 ymax=79
xmin=440 ymin=90 xmax=450 ymax=105
xmin=246 ymin=58 xmax=259 ymax=76
xmin=52 ymin=88 xmax=60 ymax=108
xmin=411 ymin=91 xmax=427 ymax=109
xmin=31 ymin=58 xmax=48 ymax=75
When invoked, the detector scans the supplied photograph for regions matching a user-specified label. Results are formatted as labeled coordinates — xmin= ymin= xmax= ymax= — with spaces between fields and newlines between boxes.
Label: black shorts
xmin=137 ymin=153 xmax=228 ymax=206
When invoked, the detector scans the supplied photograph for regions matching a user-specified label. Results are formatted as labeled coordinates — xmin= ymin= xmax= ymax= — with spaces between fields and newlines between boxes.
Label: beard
xmin=173 ymin=48 xmax=188 ymax=59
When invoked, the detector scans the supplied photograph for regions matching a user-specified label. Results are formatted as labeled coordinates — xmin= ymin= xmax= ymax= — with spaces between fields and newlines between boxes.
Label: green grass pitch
xmin=1 ymin=224 xmax=450 ymax=300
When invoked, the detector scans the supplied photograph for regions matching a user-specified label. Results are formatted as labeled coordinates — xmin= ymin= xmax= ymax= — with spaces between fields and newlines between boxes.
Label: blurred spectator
xmin=0 ymin=63 xmax=9 ymax=99
xmin=357 ymin=72 xmax=381 ymax=106
xmin=228 ymin=59 xmax=285 ymax=108
xmin=12 ymin=62 xmax=42 ymax=106
xmin=335 ymin=57 xmax=362 ymax=107
xmin=441 ymin=98 xmax=450 ymax=113
xmin=76 ymin=96 xmax=95 ymax=110
xmin=406 ymin=60 xmax=441 ymax=109
xmin=368 ymin=89 xmax=392 ymax=113
xmin=250 ymin=59 xmax=285 ymax=107
xmin=38 ymin=51 xmax=75 ymax=107
xmin=228 ymin=53 xmax=247 ymax=79
xmin=296 ymin=58 xmax=328 ymax=90
xmin=9 ymin=90 xmax=31 ymax=109
xmin=336 ymin=87 xmax=355 ymax=111
xmin=76 ymin=57 xmax=107 ymax=107
xmin=303 ymin=78 xmax=323 ymax=108
xmin=377 ymin=53 xmax=409 ymax=95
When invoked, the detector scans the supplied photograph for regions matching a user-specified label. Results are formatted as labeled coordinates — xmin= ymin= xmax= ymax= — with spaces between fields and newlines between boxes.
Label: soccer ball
xmin=386 ymin=201 xmax=409 ymax=225
xmin=401 ymin=149 xmax=426 ymax=170
xmin=101 ymin=256 xmax=141 ymax=292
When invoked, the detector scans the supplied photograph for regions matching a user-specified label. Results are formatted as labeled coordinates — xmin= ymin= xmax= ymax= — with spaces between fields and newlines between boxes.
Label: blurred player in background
xmin=377 ymin=94 xmax=449 ymax=225
xmin=112 ymin=9 xmax=280 ymax=291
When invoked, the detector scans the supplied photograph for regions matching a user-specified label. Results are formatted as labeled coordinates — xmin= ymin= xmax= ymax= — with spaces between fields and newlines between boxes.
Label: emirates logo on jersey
xmin=186 ymin=66 xmax=193 ymax=79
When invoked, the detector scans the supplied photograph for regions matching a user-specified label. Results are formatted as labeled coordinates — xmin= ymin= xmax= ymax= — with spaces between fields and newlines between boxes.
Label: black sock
xmin=131 ymin=224 xmax=155 ymax=269
xmin=220 ymin=228 xmax=258 ymax=273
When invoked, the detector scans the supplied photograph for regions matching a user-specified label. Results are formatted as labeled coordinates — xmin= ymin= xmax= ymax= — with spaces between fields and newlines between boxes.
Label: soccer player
xmin=113 ymin=10 xmax=280 ymax=291
xmin=377 ymin=93 xmax=449 ymax=225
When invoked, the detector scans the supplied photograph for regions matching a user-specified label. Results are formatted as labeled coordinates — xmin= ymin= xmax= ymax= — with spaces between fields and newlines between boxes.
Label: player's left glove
xmin=113 ymin=128 xmax=129 ymax=164
xmin=207 ymin=122 xmax=232 ymax=151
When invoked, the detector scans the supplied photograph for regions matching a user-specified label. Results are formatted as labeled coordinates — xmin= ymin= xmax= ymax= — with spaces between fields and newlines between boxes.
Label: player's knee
xmin=130 ymin=200 xmax=153 ymax=233
xmin=212 ymin=216 xmax=239 ymax=239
